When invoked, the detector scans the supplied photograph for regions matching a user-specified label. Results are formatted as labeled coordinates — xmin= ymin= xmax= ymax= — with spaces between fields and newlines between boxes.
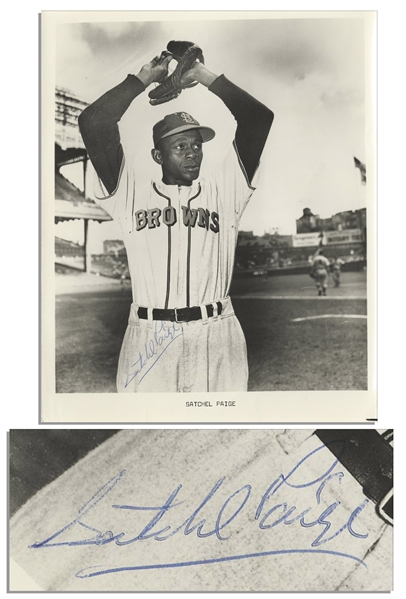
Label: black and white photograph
xmin=9 ymin=428 xmax=393 ymax=591
xmin=41 ymin=11 xmax=376 ymax=422
xmin=1 ymin=3 xmax=404 ymax=598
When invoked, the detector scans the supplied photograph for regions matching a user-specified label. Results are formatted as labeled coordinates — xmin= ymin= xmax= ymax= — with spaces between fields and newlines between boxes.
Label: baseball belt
xmin=137 ymin=301 xmax=223 ymax=323
xmin=314 ymin=429 xmax=393 ymax=525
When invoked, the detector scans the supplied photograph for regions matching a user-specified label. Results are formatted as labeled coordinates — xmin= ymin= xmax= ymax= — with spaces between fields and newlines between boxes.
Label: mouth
xmin=183 ymin=165 xmax=200 ymax=172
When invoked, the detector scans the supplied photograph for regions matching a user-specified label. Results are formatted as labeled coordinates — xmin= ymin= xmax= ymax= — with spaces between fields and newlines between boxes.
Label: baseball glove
xmin=148 ymin=41 xmax=204 ymax=106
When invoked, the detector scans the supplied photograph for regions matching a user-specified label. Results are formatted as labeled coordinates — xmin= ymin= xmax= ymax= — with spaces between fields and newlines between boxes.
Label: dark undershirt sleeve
xmin=78 ymin=75 xmax=146 ymax=195
xmin=79 ymin=73 xmax=273 ymax=193
xmin=208 ymin=75 xmax=274 ymax=184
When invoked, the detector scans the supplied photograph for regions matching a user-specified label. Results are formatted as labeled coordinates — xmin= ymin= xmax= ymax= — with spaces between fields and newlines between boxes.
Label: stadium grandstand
xmin=234 ymin=206 xmax=366 ymax=276
xmin=54 ymin=87 xmax=112 ymax=273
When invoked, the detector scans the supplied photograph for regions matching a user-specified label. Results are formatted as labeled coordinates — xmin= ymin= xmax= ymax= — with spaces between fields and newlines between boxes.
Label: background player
xmin=310 ymin=249 xmax=330 ymax=296
xmin=331 ymin=256 xmax=346 ymax=287
xmin=79 ymin=45 xmax=273 ymax=393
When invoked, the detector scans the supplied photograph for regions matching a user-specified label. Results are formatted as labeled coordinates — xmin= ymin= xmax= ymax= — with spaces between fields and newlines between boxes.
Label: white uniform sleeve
xmin=206 ymin=141 xmax=256 ymax=219
xmin=93 ymin=157 xmax=133 ymax=225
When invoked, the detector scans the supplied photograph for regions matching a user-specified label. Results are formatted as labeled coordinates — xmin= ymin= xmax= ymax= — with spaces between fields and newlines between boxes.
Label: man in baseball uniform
xmin=310 ymin=250 xmax=330 ymax=296
xmin=79 ymin=48 xmax=274 ymax=393
xmin=331 ymin=256 xmax=345 ymax=287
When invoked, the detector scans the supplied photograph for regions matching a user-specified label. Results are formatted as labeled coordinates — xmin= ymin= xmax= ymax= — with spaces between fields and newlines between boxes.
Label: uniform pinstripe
xmin=94 ymin=145 xmax=254 ymax=392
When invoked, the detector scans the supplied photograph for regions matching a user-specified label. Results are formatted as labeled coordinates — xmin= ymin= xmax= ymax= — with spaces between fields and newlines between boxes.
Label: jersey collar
xmin=153 ymin=178 xmax=200 ymax=199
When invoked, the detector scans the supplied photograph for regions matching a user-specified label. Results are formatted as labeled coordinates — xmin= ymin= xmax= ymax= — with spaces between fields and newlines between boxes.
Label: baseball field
xmin=55 ymin=270 xmax=367 ymax=393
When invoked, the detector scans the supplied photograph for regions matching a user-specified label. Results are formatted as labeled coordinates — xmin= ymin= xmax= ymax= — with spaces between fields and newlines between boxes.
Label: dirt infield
xmin=55 ymin=271 xmax=367 ymax=393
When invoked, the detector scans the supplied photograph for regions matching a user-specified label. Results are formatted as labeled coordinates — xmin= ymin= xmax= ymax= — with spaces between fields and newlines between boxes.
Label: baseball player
xmin=310 ymin=250 xmax=330 ymax=296
xmin=331 ymin=256 xmax=345 ymax=287
xmin=79 ymin=44 xmax=274 ymax=393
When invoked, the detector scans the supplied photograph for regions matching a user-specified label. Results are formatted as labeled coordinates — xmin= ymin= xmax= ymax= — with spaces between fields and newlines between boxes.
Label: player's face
xmin=154 ymin=130 xmax=203 ymax=186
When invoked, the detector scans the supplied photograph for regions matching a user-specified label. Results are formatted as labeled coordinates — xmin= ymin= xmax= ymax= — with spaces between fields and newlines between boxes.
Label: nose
xmin=186 ymin=143 xmax=200 ymax=158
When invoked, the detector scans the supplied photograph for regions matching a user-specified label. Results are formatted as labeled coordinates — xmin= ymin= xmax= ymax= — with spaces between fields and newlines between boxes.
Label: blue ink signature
xmin=29 ymin=441 xmax=370 ymax=578
xmin=125 ymin=320 xmax=182 ymax=387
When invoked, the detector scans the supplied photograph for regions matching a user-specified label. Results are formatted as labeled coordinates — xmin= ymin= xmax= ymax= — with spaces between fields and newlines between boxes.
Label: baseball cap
xmin=153 ymin=112 xmax=215 ymax=147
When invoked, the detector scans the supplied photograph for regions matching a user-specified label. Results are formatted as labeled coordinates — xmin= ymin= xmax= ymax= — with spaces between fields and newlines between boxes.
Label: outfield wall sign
xmin=327 ymin=229 xmax=363 ymax=244
xmin=292 ymin=232 xmax=322 ymax=247
xmin=292 ymin=229 xmax=363 ymax=248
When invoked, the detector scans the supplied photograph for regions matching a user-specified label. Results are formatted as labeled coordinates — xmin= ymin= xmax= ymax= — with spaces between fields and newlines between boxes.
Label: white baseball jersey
xmin=312 ymin=255 xmax=330 ymax=270
xmin=94 ymin=142 xmax=255 ymax=393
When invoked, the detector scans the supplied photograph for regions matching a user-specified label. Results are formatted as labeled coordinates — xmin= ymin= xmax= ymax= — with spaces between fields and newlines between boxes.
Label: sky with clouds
xmin=54 ymin=13 xmax=373 ymax=247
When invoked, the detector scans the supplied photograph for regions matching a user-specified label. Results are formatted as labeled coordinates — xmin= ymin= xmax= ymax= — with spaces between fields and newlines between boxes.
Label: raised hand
xmin=137 ymin=54 xmax=173 ymax=88
xmin=180 ymin=62 xmax=217 ymax=89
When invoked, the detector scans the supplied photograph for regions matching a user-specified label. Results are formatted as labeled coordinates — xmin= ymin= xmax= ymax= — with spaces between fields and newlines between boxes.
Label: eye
xmin=192 ymin=143 xmax=202 ymax=151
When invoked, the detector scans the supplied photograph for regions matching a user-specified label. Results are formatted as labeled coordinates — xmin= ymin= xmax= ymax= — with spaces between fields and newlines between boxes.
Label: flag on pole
xmin=354 ymin=156 xmax=366 ymax=184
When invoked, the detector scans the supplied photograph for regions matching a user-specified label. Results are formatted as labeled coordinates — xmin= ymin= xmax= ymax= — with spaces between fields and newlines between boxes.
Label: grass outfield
xmin=229 ymin=270 xmax=367 ymax=298
xmin=55 ymin=271 xmax=367 ymax=393
xmin=231 ymin=271 xmax=367 ymax=391
xmin=233 ymin=298 xmax=367 ymax=391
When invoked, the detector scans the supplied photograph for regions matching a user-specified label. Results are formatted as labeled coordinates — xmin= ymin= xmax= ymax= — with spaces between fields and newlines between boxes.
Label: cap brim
xmin=159 ymin=124 xmax=215 ymax=144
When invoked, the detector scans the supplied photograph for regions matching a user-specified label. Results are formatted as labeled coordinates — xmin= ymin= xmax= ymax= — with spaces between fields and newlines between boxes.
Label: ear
xmin=151 ymin=148 xmax=163 ymax=165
